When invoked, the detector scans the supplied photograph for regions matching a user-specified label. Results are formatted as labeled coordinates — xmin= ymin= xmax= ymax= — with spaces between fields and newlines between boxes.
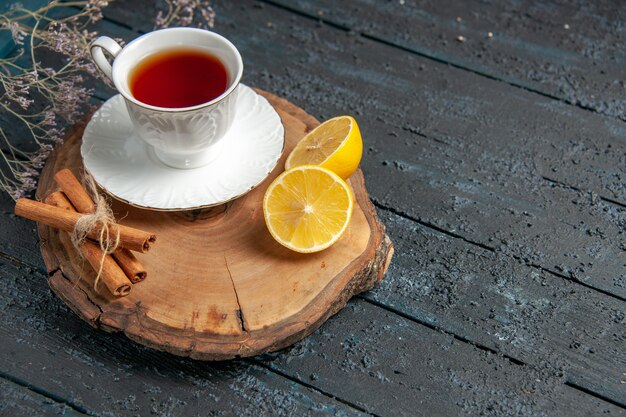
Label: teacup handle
xmin=90 ymin=36 xmax=122 ymax=81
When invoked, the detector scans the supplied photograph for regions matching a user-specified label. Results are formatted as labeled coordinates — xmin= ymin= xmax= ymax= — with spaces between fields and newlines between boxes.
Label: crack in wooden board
xmin=97 ymin=0 xmax=626 ymax=300
xmin=2 ymin=259 xmax=623 ymax=416
xmin=34 ymin=90 xmax=392 ymax=360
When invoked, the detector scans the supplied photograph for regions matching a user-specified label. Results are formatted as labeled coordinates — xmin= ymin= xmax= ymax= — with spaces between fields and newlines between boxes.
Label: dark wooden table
xmin=1 ymin=1 xmax=625 ymax=416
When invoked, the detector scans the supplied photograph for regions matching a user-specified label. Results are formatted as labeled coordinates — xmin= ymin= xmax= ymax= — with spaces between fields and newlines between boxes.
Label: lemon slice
xmin=285 ymin=115 xmax=363 ymax=180
xmin=263 ymin=165 xmax=354 ymax=253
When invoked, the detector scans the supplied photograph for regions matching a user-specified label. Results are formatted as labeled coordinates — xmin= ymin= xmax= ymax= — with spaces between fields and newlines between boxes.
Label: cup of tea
xmin=90 ymin=28 xmax=243 ymax=169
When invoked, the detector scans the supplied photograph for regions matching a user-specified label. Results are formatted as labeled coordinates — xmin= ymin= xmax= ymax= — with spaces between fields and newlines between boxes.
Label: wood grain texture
xmin=269 ymin=0 xmax=626 ymax=122
xmin=105 ymin=0 xmax=625 ymax=406
xmin=2 ymin=183 xmax=622 ymax=413
xmin=0 ymin=1 xmax=624 ymax=415
xmin=0 ymin=193 xmax=45 ymax=270
xmin=370 ymin=209 xmax=626 ymax=406
xmin=260 ymin=0 xmax=626 ymax=206
xmin=0 ymin=0 xmax=51 ymax=62
xmin=34 ymin=91 xmax=393 ymax=360
xmin=0 ymin=378 xmax=83 ymax=417
xmin=3 ymin=257 xmax=624 ymax=417
xmin=101 ymin=0 xmax=625 ymax=301
xmin=259 ymin=299 xmax=624 ymax=417
xmin=0 ymin=260 xmax=367 ymax=417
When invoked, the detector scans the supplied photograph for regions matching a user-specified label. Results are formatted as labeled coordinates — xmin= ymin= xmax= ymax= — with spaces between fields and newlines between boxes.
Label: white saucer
xmin=81 ymin=85 xmax=285 ymax=211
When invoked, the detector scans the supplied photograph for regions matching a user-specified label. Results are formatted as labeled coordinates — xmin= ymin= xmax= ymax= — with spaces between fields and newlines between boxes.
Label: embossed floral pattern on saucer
xmin=81 ymin=85 xmax=285 ymax=210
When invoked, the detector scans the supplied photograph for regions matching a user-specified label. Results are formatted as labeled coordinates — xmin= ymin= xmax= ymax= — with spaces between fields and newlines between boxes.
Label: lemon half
xmin=263 ymin=165 xmax=354 ymax=253
xmin=285 ymin=115 xmax=362 ymax=180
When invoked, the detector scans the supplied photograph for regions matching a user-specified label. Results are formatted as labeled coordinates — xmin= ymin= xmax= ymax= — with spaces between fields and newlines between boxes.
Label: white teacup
xmin=90 ymin=28 xmax=243 ymax=169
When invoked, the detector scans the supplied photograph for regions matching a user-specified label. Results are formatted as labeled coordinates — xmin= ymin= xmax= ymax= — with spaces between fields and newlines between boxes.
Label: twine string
xmin=70 ymin=174 xmax=120 ymax=291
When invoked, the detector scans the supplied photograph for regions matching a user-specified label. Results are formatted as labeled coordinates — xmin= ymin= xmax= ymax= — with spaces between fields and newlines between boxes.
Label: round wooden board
xmin=35 ymin=90 xmax=394 ymax=360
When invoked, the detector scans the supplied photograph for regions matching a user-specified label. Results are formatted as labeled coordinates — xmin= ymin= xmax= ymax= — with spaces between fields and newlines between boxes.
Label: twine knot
xmin=70 ymin=175 xmax=120 ymax=291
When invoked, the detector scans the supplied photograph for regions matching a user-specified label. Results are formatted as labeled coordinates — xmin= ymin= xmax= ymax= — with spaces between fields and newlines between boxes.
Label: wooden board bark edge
xmin=35 ymin=90 xmax=394 ymax=360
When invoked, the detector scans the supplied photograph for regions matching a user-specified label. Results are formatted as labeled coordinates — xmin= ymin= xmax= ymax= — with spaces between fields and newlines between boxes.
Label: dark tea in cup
xmin=129 ymin=48 xmax=228 ymax=108
xmin=90 ymin=28 xmax=243 ymax=168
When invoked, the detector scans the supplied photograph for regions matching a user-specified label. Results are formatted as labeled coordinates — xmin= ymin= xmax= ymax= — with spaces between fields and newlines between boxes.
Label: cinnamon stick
xmin=54 ymin=170 xmax=147 ymax=283
xmin=45 ymin=192 xmax=132 ymax=297
xmin=44 ymin=191 xmax=76 ymax=214
xmin=47 ymin=191 xmax=147 ymax=283
xmin=54 ymin=169 xmax=96 ymax=213
xmin=112 ymin=248 xmax=147 ymax=283
xmin=81 ymin=241 xmax=132 ymax=296
xmin=15 ymin=198 xmax=156 ymax=253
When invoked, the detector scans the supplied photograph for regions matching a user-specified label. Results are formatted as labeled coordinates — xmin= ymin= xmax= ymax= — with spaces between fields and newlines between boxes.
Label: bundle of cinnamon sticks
xmin=14 ymin=169 xmax=156 ymax=297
